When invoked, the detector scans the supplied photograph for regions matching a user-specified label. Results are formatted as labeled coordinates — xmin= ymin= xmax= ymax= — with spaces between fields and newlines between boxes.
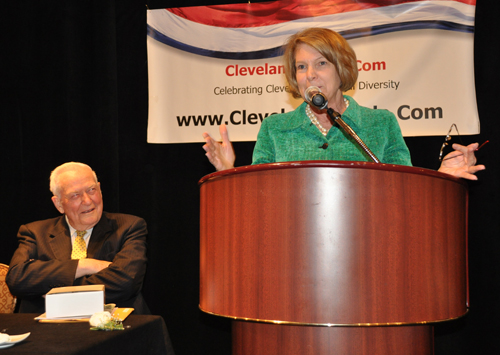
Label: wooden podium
xmin=199 ymin=162 xmax=468 ymax=355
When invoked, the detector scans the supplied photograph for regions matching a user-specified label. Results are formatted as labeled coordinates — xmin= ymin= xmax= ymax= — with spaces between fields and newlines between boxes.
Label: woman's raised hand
xmin=202 ymin=124 xmax=236 ymax=171
xmin=438 ymin=143 xmax=485 ymax=180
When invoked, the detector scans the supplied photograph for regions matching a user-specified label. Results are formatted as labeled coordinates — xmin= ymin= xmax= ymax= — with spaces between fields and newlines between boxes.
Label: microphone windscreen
xmin=305 ymin=86 xmax=328 ymax=109
xmin=304 ymin=86 xmax=321 ymax=103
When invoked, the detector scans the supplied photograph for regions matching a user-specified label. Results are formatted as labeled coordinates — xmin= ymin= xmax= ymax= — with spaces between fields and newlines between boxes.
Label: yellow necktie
xmin=71 ymin=230 xmax=87 ymax=259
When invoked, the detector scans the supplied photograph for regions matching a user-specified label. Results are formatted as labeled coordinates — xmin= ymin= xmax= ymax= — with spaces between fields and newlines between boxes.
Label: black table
xmin=0 ymin=313 xmax=175 ymax=354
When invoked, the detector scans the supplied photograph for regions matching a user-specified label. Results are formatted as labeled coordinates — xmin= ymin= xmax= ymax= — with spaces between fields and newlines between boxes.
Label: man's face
xmin=51 ymin=166 xmax=103 ymax=231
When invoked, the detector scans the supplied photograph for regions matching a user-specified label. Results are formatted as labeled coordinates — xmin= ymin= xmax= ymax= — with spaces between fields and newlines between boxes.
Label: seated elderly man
xmin=6 ymin=162 xmax=150 ymax=314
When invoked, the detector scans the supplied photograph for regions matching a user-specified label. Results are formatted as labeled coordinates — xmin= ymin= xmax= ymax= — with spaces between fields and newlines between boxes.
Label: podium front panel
xmin=199 ymin=162 xmax=468 ymax=325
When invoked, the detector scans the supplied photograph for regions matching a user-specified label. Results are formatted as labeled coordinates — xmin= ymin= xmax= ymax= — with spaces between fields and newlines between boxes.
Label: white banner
xmin=147 ymin=0 xmax=479 ymax=143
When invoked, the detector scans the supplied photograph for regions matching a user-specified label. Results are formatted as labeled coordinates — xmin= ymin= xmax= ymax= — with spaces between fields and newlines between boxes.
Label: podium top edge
xmin=198 ymin=161 xmax=466 ymax=186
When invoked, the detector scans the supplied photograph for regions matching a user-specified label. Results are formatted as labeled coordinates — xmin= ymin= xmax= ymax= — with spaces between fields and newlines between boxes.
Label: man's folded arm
xmin=6 ymin=225 xmax=78 ymax=296
xmin=73 ymin=217 xmax=148 ymax=302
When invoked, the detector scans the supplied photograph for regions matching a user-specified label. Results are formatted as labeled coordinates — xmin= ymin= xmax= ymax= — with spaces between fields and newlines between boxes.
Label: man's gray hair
xmin=49 ymin=162 xmax=98 ymax=198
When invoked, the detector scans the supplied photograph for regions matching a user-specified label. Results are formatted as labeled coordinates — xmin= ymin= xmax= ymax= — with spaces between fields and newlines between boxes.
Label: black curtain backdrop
xmin=1 ymin=1 xmax=498 ymax=354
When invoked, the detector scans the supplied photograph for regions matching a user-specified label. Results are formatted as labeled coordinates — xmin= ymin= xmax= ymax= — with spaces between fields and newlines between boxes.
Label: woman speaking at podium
xmin=202 ymin=27 xmax=484 ymax=180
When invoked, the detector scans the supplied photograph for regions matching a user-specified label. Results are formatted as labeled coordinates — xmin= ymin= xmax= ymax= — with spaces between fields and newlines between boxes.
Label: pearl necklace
xmin=306 ymin=104 xmax=328 ymax=136
xmin=306 ymin=98 xmax=349 ymax=136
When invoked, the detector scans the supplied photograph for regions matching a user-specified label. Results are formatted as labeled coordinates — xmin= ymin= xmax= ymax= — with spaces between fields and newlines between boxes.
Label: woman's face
xmin=294 ymin=43 xmax=342 ymax=104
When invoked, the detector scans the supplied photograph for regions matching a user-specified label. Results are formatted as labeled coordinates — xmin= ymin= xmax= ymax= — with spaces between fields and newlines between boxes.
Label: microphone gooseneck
xmin=305 ymin=86 xmax=381 ymax=164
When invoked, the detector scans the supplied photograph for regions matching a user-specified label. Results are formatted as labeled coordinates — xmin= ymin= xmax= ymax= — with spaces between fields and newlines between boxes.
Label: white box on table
xmin=45 ymin=285 xmax=105 ymax=318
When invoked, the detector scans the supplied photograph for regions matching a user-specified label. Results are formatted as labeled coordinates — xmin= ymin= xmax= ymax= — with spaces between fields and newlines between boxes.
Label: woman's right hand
xmin=202 ymin=124 xmax=236 ymax=171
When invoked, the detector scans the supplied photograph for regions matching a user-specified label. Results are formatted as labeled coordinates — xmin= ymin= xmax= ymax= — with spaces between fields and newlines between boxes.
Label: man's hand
xmin=75 ymin=258 xmax=111 ymax=279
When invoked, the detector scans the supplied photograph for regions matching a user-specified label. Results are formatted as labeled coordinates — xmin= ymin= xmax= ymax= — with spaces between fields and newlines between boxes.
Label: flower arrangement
xmin=89 ymin=311 xmax=124 ymax=331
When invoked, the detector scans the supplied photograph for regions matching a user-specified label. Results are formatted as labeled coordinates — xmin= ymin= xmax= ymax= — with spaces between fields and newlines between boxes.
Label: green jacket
xmin=252 ymin=96 xmax=412 ymax=166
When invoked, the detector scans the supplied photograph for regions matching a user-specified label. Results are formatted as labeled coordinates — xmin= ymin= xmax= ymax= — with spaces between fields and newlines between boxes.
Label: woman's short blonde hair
xmin=283 ymin=27 xmax=358 ymax=98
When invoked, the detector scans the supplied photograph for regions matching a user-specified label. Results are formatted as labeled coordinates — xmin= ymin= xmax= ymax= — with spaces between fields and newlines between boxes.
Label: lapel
xmin=48 ymin=217 xmax=72 ymax=260
xmin=337 ymin=95 xmax=361 ymax=132
xmin=280 ymin=102 xmax=326 ymax=139
xmin=280 ymin=102 xmax=308 ymax=131
xmin=87 ymin=213 xmax=113 ymax=258
xmin=279 ymin=99 xmax=363 ymax=140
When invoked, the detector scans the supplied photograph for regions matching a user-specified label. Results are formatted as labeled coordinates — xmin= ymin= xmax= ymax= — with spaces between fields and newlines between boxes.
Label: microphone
xmin=304 ymin=86 xmax=328 ymax=110
xmin=304 ymin=86 xmax=381 ymax=163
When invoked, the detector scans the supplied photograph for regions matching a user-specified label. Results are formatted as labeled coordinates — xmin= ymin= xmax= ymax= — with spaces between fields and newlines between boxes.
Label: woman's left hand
xmin=438 ymin=143 xmax=485 ymax=180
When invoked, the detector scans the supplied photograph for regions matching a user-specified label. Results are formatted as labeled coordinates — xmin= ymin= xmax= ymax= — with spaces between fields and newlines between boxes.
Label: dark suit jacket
xmin=6 ymin=212 xmax=150 ymax=314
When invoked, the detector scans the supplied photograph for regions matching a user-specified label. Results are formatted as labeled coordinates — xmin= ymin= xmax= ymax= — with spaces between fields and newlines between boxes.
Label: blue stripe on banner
xmin=342 ymin=21 xmax=474 ymax=39
xmin=147 ymin=25 xmax=285 ymax=60
xmin=147 ymin=21 xmax=474 ymax=60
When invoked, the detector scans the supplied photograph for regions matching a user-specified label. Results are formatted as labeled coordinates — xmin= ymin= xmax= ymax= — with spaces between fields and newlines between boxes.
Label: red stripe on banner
xmin=167 ymin=0 xmax=476 ymax=28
